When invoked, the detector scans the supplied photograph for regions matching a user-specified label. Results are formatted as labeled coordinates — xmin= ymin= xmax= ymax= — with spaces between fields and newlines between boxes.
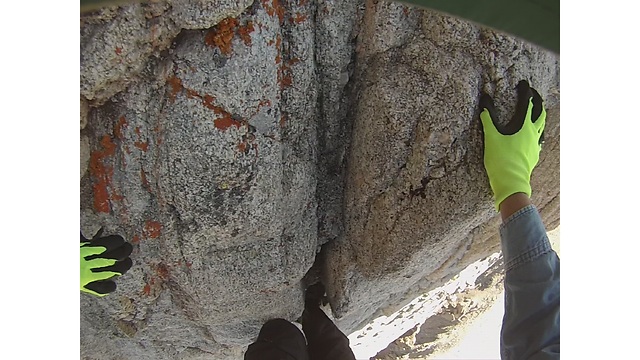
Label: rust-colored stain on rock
xmin=140 ymin=169 xmax=151 ymax=191
xmin=278 ymin=59 xmax=294 ymax=90
xmin=205 ymin=17 xmax=255 ymax=54
xmin=280 ymin=70 xmax=293 ymax=88
xmin=144 ymin=220 xmax=162 ymax=238
xmin=214 ymin=115 xmax=242 ymax=131
xmin=167 ymin=76 xmax=183 ymax=102
xmin=114 ymin=116 xmax=127 ymax=139
xmin=202 ymin=94 xmax=217 ymax=110
xmin=186 ymin=88 xmax=199 ymax=99
xmin=237 ymin=141 xmax=248 ymax=153
xmin=164 ymin=74 xmax=242 ymax=132
xmin=262 ymin=0 xmax=285 ymax=24
xmin=89 ymin=135 xmax=117 ymax=213
xmin=290 ymin=13 xmax=308 ymax=24
xmin=280 ymin=114 xmax=287 ymax=128
xmin=134 ymin=141 xmax=149 ymax=152
xmin=156 ymin=263 xmax=170 ymax=280
xmin=274 ymin=35 xmax=282 ymax=64
xmin=238 ymin=21 xmax=255 ymax=46
xmin=205 ymin=17 xmax=239 ymax=55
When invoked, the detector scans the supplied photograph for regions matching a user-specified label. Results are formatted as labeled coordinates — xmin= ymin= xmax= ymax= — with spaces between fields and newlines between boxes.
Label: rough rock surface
xmin=321 ymin=2 xmax=560 ymax=334
xmin=80 ymin=1 xmax=559 ymax=359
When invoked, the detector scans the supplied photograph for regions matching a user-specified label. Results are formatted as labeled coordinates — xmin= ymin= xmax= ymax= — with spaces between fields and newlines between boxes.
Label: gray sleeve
xmin=499 ymin=205 xmax=560 ymax=360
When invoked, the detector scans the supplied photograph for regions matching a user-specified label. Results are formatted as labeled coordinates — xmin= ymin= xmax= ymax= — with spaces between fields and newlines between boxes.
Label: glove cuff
xmin=491 ymin=176 xmax=532 ymax=211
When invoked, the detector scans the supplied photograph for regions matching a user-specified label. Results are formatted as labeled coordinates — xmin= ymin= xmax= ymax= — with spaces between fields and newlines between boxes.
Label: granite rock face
xmin=80 ymin=1 xmax=559 ymax=359
xmin=321 ymin=2 xmax=560 ymax=333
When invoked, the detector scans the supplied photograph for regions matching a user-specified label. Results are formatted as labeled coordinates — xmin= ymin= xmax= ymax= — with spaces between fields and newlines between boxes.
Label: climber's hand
xmin=81 ymin=230 xmax=133 ymax=297
xmin=479 ymin=80 xmax=546 ymax=211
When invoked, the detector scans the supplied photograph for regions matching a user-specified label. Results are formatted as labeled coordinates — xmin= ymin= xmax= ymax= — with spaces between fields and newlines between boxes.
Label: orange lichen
xmin=164 ymin=78 xmax=244 ymax=132
xmin=131 ymin=235 xmax=141 ymax=244
xmin=214 ymin=115 xmax=242 ymax=131
xmin=142 ymin=276 xmax=158 ymax=296
xmin=237 ymin=21 xmax=255 ymax=46
xmin=167 ymin=76 xmax=183 ymax=102
xmin=262 ymin=0 xmax=285 ymax=24
xmin=144 ymin=221 xmax=162 ymax=239
xmin=237 ymin=142 xmax=248 ymax=153
xmin=89 ymin=135 xmax=117 ymax=213
xmin=202 ymin=94 xmax=217 ymax=110
xmin=280 ymin=71 xmax=292 ymax=88
xmin=156 ymin=263 xmax=170 ymax=280
xmin=101 ymin=135 xmax=117 ymax=156
xmin=186 ymin=88 xmax=199 ymax=99
xmin=134 ymin=141 xmax=149 ymax=152
xmin=205 ymin=17 xmax=239 ymax=55
xmin=114 ymin=116 xmax=127 ymax=139
xmin=140 ymin=169 xmax=151 ymax=191
xmin=278 ymin=64 xmax=293 ymax=90
xmin=274 ymin=35 xmax=282 ymax=64
xmin=290 ymin=13 xmax=307 ymax=24
xmin=91 ymin=177 xmax=111 ymax=213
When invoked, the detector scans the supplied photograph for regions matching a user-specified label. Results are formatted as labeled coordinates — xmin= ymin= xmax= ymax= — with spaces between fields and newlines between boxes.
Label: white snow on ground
xmin=430 ymin=294 xmax=504 ymax=359
xmin=348 ymin=226 xmax=560 ymax=360
xmin=348 ymin=253 xmax=503 ymax=360
xmin=433 ymin=226 xmax=560 ymax=359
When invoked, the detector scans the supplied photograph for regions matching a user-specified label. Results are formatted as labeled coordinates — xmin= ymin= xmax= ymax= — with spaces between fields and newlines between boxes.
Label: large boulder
xmin=80 ymin=1 xmax=559 ymax=359
xmin=321 ymin=2 xmax=560 ymax=333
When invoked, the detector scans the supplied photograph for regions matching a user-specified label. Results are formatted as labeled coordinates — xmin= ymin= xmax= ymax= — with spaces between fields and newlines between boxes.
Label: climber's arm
xmin=479 ymin=81 xmax=559 ymax=359
xmin=498 ymin=194 xmax=560 ymax=359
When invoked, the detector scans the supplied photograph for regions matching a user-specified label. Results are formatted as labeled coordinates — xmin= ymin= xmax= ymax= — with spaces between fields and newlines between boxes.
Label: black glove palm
xmin=80 ymin=229 xmax=133 ymax=297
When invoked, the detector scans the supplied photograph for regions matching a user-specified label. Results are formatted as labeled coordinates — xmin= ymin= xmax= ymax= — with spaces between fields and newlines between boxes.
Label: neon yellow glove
xmin=479 ymin=80 xmax=546 ymax=210
xmin=81 ymin=230 xmax=133 ymax=297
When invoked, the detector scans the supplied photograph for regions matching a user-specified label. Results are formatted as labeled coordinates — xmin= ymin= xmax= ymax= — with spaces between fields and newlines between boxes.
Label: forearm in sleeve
xmin=499 ymin=205 xmax=560 ymax=360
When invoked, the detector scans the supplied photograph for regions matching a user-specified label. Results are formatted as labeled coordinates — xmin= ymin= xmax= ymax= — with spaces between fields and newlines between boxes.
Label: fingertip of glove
xmin=84 ymin=280 xmax=117 ymax=296
xmin=530 ymin=87 xmax=545 ymax=122
xmin=88 ymin=234 xmax=127 ymax=253
xmin=122 ymin=242 xmax=133 ymax=258
xmin=479 ymin=93 xmax=494 ymax=111
xmin=515 ymin=81 xmax=533 ymax=108
xmin=478 ymin=93 xmax=497 ymax=129
xmin=120 ymin=257 xmax=133 ymax=274
xmin=516 ymin=80 xmax=531 ymax=92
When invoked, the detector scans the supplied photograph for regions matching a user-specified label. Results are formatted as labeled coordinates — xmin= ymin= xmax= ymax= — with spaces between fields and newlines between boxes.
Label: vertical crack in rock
xmin=313 ymin=0 xmax=363 ymax=248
